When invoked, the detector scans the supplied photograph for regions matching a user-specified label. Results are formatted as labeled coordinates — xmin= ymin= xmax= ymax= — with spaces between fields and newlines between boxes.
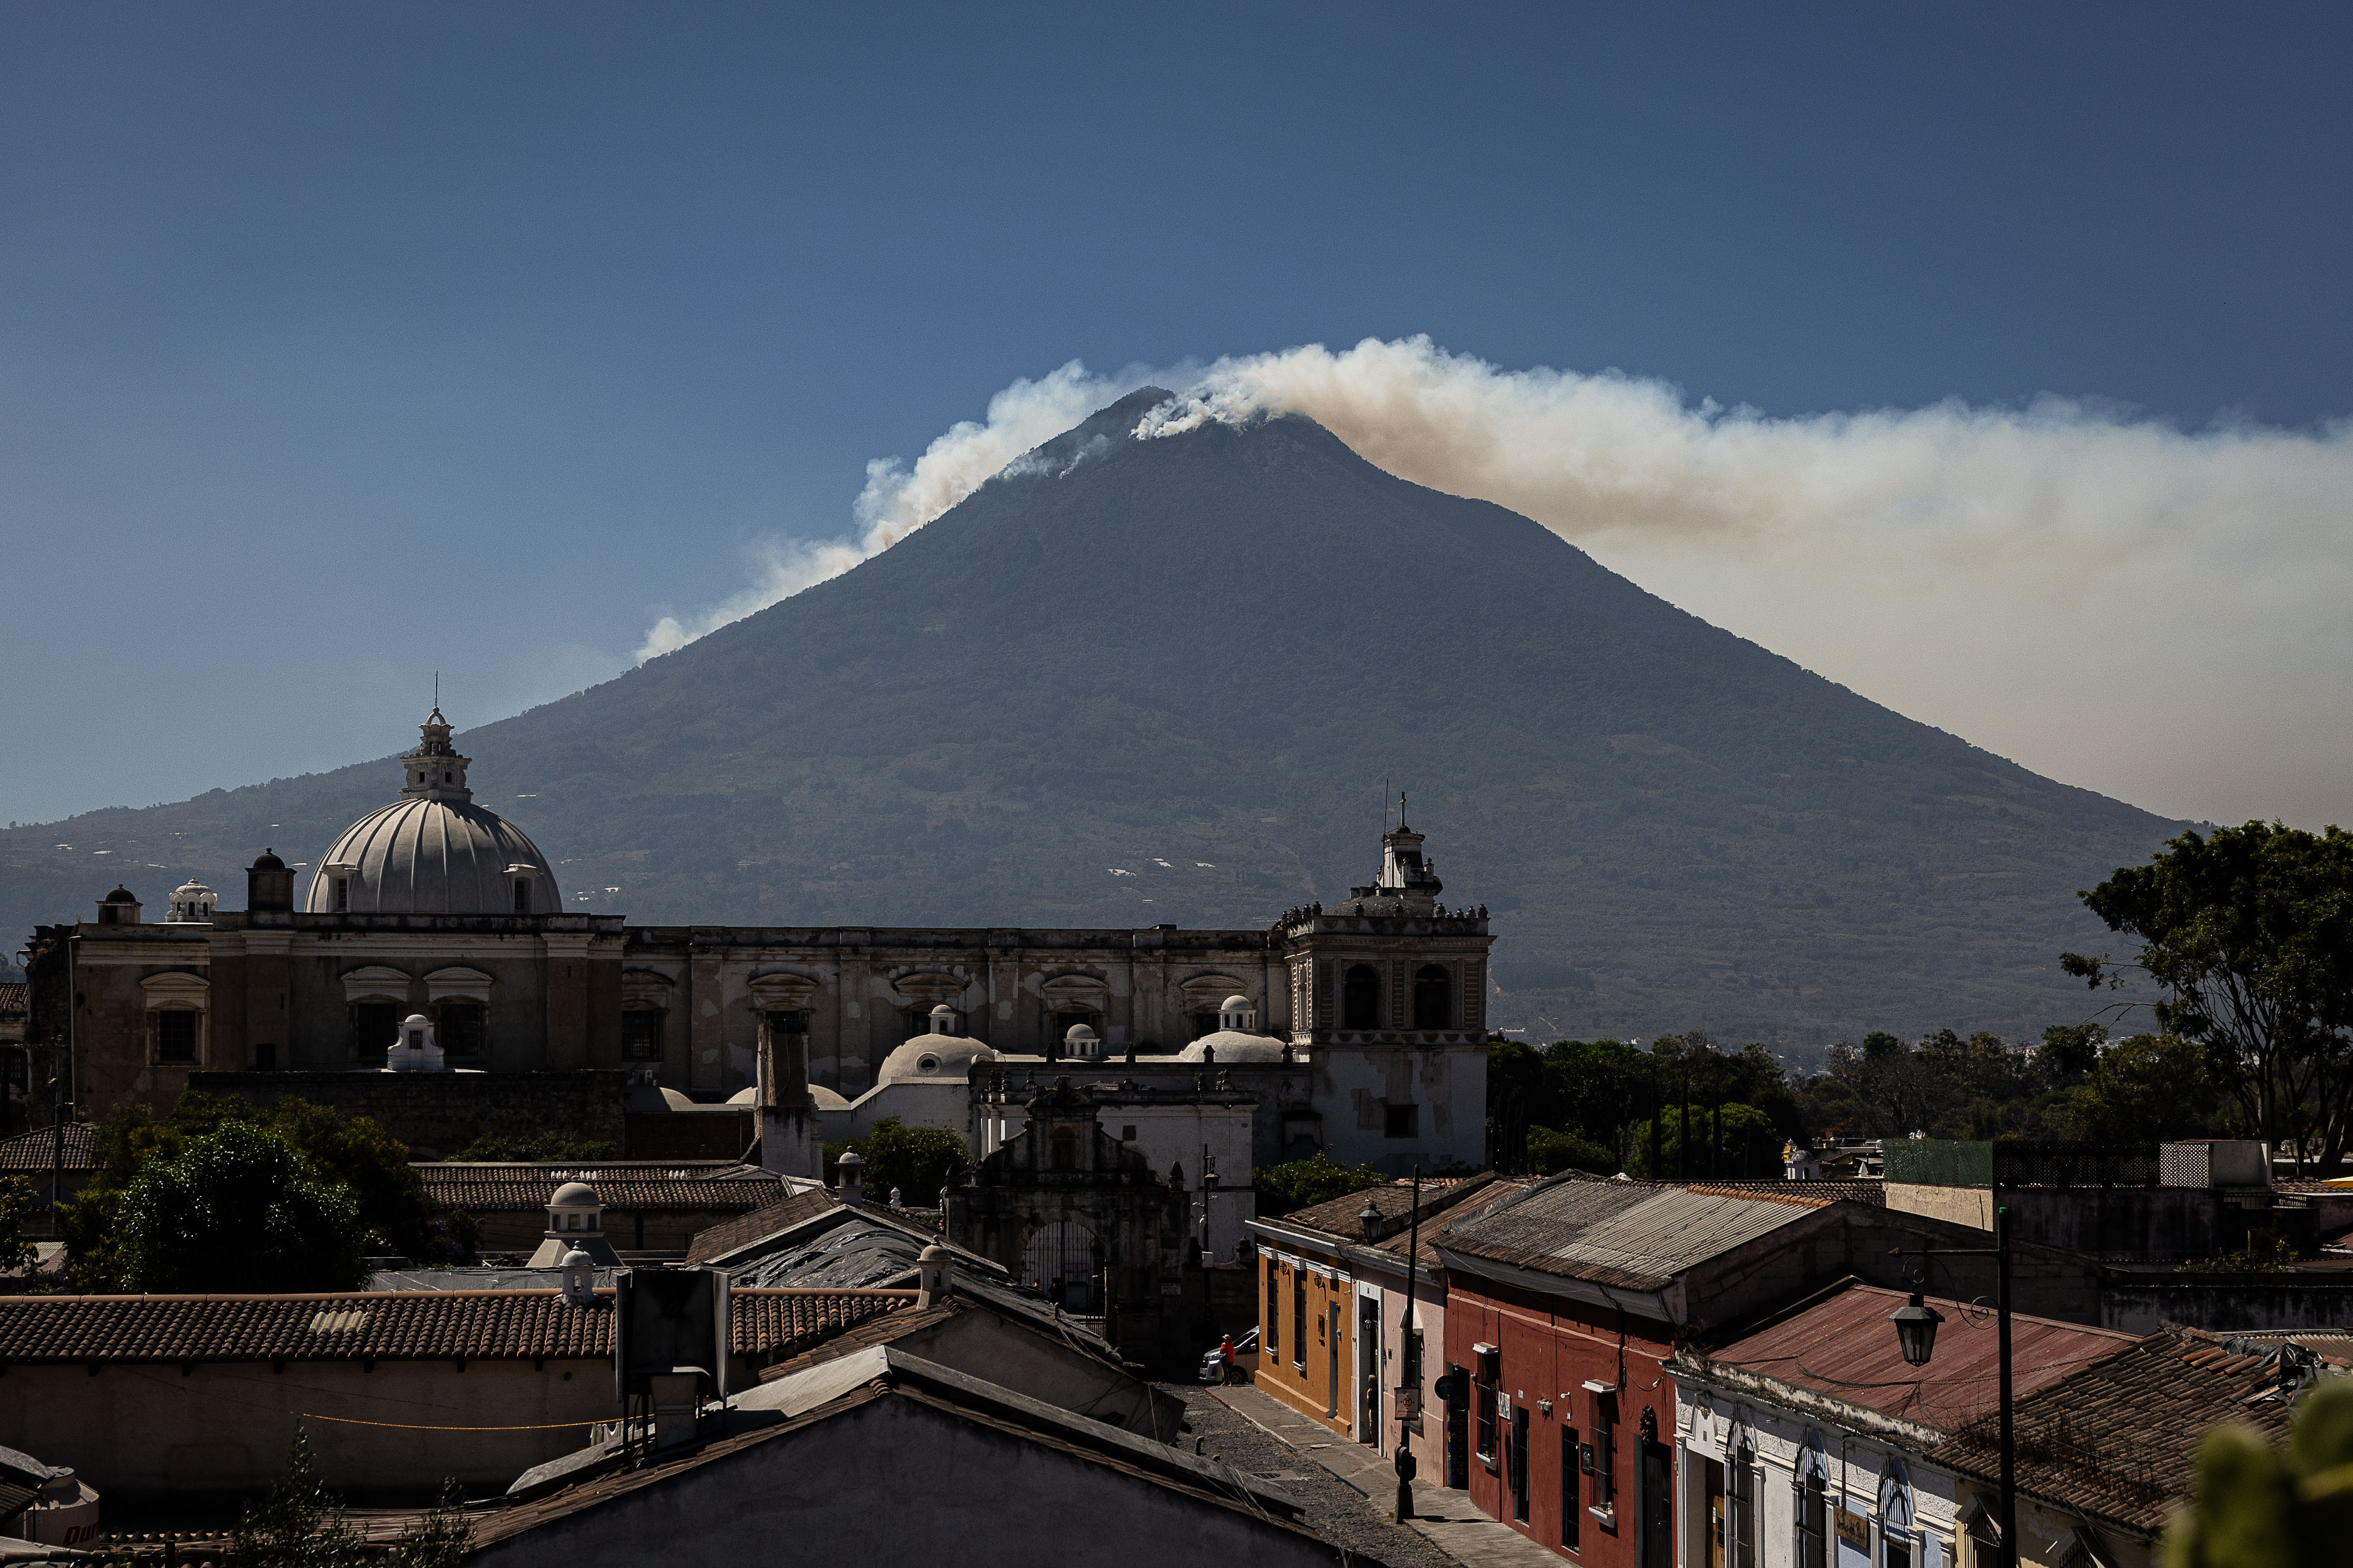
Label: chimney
xmin=836 ymin=1148 xmax=864 ymax=1205
xmin=916 ymin=1243 xmax=951 ymax=1308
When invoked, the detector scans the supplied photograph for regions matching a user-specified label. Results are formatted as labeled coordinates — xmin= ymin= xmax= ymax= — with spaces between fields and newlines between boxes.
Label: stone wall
xmin=188 ymin=1069 xmax=629 ymax=1159
xmin=2099 ymin=1273 xmax=2353 ymax=1333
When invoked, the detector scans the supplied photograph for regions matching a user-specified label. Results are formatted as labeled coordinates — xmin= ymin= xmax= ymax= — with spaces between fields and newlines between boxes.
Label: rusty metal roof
xmin=1689 ymin=1280 xmax=2136 ymax=1433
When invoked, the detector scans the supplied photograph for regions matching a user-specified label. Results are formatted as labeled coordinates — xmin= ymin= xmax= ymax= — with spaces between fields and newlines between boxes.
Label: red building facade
xmin=1444 ymin=1271 xmax=1678 ymax=1568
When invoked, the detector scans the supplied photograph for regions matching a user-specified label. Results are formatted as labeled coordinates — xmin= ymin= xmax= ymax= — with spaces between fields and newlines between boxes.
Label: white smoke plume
xmin=1137 ymin=337 xmax=2353 ymax=828
xmin=643 ymin=334 xmax=2353 ymax=826
xmin=636 ymin=360 xmax=1143 ymax=660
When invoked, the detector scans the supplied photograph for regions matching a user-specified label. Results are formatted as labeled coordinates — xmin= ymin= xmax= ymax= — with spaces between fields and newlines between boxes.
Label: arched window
xmin=1343 ymin=964 xmax=1381 ymax=1030
xmin=1413 ymin=964 xmax=1452 ymax=1030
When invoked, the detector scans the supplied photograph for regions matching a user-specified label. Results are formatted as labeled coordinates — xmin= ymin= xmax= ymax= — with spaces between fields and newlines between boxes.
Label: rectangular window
xmin=1561 ymin=1425 xmax=1580 ymax=1549
xmin=334 ymin=877 xmax=349 ymax=912
xmin=1384 ymin=1103 xmax=1420 ymax=1138
xmin=437 ymin=1000 xmax=487 ymax=1058
xmin=1884 ymin=1543 xmax=1911 ymax=1568
xmin=156 ymin=1010 xmax=198 ymax=1063
xmin=1797 ymin=1475 xmax=1827 ymax=1568
xmin=621 ymin=1009 xmax=665 ymax=1061
xmin=1591 ymin=1394 xmax=1616 ymax=1510
xmin=1730 ymin=1447 xmax=1756 ymax=1568
xmin=1475 ymin=1379 xmax=1497 ymax=1466
xmin=513 ymin=878 xmax=531 ymax=913
xmin=1509 ymin=1405 xmax=1530 ymax=1522
xmin=1292 ymin=1270 xmax=1307 ymax=1368
xmin=1266 ymin=1257 xmax=1280 ymax=1361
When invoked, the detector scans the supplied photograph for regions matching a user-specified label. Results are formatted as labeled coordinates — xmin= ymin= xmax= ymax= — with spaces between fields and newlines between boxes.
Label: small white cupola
xmin=529 ymin=1181 xmax=620 ymax=1267
xmin=929 ymin=1003 xmax=958 ymax=1037
xmin=385 ymin=1013 xmax=445 ymax=1073
xmin=1064 ymin=1023 xmax=1102 ymax=1059
xmin=1218 ymin=994 xmax=1255 ymax=1032
xmin=163 ymin=878 xmax=217 ymax=924
xmin=836 ymin=1147 xmax=865 ymax=1204
xmin=559 ymin=1244 xmax=598 ymax=1305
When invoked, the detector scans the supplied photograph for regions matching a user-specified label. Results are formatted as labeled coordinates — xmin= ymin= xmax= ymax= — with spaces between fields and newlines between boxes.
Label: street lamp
xmin=1890 ymin=1197 xmax=2015 ymax=1568
xmin=1887 ymin=1292 xmax=1944 ymax=1365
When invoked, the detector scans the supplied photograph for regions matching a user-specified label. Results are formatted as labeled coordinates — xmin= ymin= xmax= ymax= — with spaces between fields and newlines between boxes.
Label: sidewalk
xmin=1207 ymin=1382 xmax=1565 ymax=1568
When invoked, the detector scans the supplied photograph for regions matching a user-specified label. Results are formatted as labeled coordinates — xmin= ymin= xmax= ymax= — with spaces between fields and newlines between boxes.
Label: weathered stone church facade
xmin=25 ymin=711 xmax=1496 ymax=1175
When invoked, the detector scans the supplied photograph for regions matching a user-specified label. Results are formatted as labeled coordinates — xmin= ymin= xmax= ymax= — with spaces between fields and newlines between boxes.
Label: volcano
xmin=0 ymin=391 xmax=2178 ymax=1048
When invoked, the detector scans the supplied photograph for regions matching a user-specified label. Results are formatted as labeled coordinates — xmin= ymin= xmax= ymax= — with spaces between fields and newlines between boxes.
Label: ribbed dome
xmin=307 ymin=797 xmax=559 ymax=914
xmin=306 ymin=706 xmax=563 ymax=915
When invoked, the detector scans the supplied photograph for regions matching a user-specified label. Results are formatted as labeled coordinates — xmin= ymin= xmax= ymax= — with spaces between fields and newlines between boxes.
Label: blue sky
xmin=5 ymin=3 xmax=2350 ymax=827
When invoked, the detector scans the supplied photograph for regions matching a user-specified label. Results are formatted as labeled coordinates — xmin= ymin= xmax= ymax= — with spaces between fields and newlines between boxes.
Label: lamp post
xmin=1888 ymin=1194 xmax=2014 ymax=1568
xmin=1394 ymin=1165 xmax=1422 ymax=1523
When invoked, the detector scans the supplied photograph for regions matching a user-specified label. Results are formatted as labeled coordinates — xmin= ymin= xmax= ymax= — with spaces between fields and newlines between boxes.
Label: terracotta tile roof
xmin=0 ymin=1123 xmax=97 ymax=1174
xmin=1686 ymin=1280 xmax=2137 ymax=1433
xmin=1932 ymin=1326 xmax=2300 ymax=1536
xmin=684 ymin=1188 xmax=840 ymax=1263
xmin=1280 ymin=1172 xmax=1504 ymax=1240
xmin=416 ymin=1163 xmax=785 ymax=1212
xmin=1690 ymin=1179 xmax=1886 ymax=1207
xmin=0 ymin=1287 xmax=904 ymax=1365
xmin=754 ymin=1300 xmax=963 ymax=1381
xmin=0 ymin=982 xmax=25 ymax=1014
xmin=1439 ymin=1175 xmax=1821 ymax=1291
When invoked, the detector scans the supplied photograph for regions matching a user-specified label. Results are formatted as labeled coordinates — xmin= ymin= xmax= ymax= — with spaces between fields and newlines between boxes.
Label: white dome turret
xmin=163 ymin=878 xmax=217 ymax=924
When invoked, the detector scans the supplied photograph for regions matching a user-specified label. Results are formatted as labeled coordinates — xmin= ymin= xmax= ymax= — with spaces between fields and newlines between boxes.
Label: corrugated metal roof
xmin=0 ymin=1287 xmax=902 ymax=1364
xmin=1442 ymin=1178 xmax=1817 ymax=1289
xmin=1692 ymin=1280 xmax=2136 ymax=1432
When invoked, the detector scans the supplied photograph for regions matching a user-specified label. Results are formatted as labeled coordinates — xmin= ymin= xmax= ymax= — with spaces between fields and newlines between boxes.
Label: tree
xmin=0 ymin=1177 xmax=36 ymax=1275
xmin=116 ymin=1122 xmax=369 ymax=1294
xmin=449 ymin=1131 xmax=619 ymax=1161
xmin=2057 ymin=1034 xmax=2221 ymax=1145
xmin=1526 ymin=1126 xmax=1615 ymax=1177
xmin=836 ymin=1117 xmax=970 ymax=1206
xmin=1628 ymin=1102 xmax=1783 ymax=1181
xmin=161 ymin=1093 xmax=474 ymax=1264
xmin=1254 ymin=1149 xmax=1389 ymax=1218
xmin=228 ymin=1434 xmax=470 ymax=1568
xmin=2067 ymin=821 xmax=2353 ymax=1173
xmin=1539 ymin=1039 xmax=1663 ymax=1167
xmin=1486 ymin=1038 xmax=1545 ymax=1174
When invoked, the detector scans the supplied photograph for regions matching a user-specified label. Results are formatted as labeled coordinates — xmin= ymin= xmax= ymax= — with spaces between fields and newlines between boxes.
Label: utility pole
xmin=1394 ymin=1166 xmax=1422 ymax=1523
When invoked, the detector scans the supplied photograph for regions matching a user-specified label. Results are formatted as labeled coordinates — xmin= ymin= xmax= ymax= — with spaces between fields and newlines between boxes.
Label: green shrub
xmin=1255 ymin=1149 xmax=1389 ymax=1217
xmin=117 ymin=1122 xmax=369 ymax=1294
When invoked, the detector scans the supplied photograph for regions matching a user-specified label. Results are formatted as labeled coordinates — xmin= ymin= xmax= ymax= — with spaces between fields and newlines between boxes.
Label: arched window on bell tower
xmin=1342 ymin=964 xmax=1381 ymax=1030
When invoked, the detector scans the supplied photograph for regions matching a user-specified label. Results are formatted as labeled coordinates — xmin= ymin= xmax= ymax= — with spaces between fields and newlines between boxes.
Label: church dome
xmin=305 ymin=707 xmax=561 ymax=915
xmin=877 ymin=1030 xmax=999 ymax=1086
xmin=1172 ymin=1029 xmax=1291 ymax=1064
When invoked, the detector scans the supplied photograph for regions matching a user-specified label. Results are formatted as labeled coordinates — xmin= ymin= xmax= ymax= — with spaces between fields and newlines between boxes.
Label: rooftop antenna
xmin=1384 ymin=776 xmax=1390 ymax=834
xmin=434 ymin=671 xmax=440 ymax=710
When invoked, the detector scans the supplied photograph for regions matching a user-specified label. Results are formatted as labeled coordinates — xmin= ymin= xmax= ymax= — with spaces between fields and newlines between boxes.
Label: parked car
xmin=1199 ymin=1325 xmax=1259 ymax=1383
